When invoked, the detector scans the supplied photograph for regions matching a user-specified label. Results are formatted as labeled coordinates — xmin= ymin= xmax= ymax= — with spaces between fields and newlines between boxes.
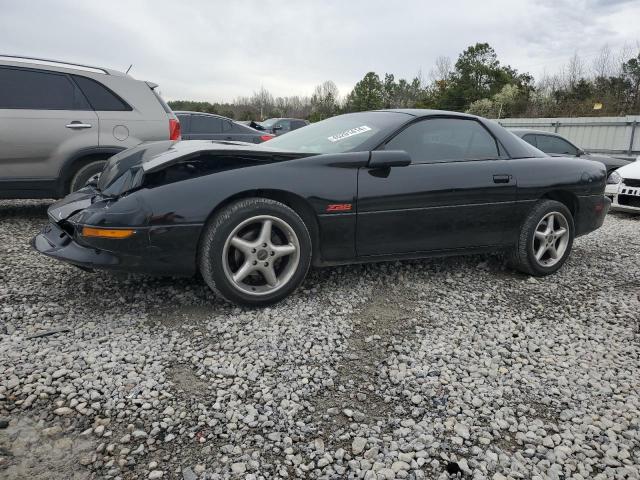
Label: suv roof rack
xmin=0 ymin=54 xmax=123 ymax=75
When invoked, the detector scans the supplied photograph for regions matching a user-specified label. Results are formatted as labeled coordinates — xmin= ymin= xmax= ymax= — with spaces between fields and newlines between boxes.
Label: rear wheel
xmin=509 ymin=200 xmax=574 ymax=276
xmin=199 ymin=198 xmax=312 ymax=306
xmin=69 ymin=160 xmax=106 ymax=193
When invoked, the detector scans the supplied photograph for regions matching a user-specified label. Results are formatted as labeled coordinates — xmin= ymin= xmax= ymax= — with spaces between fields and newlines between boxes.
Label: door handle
xmin=65 ymin=121 xmax=92 ymax=129
xmin=493 ymin=174 xmax=511 ymax=184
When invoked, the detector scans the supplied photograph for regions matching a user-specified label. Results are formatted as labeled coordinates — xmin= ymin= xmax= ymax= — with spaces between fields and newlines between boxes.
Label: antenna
xmin=126 ymin=64 xmax=133 ymax=74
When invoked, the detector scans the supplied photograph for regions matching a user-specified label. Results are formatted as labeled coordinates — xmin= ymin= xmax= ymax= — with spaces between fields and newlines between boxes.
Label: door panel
xmin=356 ymin=160 xmax=517 ymax=256
xmin=0 ymin=109 xmax=98 ymax=179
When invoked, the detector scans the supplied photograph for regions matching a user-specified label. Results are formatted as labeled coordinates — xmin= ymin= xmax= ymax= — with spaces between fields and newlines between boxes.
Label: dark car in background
xmin=260 ymin=118 xmax=309 ymax=136
xmin=33 ymin=109 xmax=610 ymax=307
xmin=510 ymin=128 xmax=630 ymax=175
xmin=175 ymin=111 xmax=274 ymax=143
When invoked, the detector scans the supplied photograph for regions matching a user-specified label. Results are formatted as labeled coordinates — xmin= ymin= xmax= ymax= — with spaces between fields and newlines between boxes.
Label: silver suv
xmin=0 ymin=55 xmax=180 ymax=198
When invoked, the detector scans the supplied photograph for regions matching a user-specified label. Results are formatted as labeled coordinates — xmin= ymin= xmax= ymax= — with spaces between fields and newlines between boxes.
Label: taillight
xmin=260 ymin=134 xmax=274 ymax=142
xmin=169 ymin=118 xmax=181 ymax=141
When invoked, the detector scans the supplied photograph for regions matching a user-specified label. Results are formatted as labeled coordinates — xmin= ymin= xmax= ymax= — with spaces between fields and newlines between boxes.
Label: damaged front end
xmin=32 ymin=140 xmax=301 ymax=276
xmin=32 ymin=185 xmax=152 ymax=272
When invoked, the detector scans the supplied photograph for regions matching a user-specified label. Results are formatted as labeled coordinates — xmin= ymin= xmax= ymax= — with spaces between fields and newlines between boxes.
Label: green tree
xmin=623 ymin=53 xmax=640 ymax=109
xmin=436 ymin=43 xmax=527 ymax=112
xmin=466 ymin=98 xmax=496 ymax=117
xmin=309 ymin=80 xmax=339 ymax=121
xmin=345 ymin=72 xmax=384 ymax=111
xmin=221 ymin=109 xmax=235 ymax=119
xmin=382 ymin=73 xmax=397 ymax=108
xmin=168 ymin=100 xmax=218 ymax=113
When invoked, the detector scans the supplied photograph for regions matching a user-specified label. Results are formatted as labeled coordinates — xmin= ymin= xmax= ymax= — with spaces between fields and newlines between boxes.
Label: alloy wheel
xmin=222 ymin=215 xmax=300 ymax=296
xmin=532 ymin=211 xmax=570 ymax=267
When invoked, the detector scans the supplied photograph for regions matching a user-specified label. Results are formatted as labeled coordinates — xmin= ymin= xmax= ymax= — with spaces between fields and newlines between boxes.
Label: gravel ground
xmin=1 ymin=199 xmax=639 ymax=480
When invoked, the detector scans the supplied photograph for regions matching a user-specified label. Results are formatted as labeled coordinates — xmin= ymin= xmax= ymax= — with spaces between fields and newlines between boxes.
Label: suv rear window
xmin=0 ymin=66 xmax=90 ymax=110
xmin=73 ymin=75 xmax=131 ymax=111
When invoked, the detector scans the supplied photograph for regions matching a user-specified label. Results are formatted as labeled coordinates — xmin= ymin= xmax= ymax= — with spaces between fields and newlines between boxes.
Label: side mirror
xmin=369 ymin=150 xmax=412 ymax=168
xmin=576 ymin=150 xmax=584 ymax=157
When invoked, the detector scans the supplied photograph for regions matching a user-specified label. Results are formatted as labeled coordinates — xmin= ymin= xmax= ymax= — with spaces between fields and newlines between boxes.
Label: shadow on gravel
xmin=0 ymin=200 xmax=52 ymax=219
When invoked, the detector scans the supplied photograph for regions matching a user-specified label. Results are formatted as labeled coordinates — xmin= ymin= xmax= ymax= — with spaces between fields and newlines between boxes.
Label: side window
xmin=72 ymin=76 xmax=131 ymax=111
xmin=232 ymin=122 xmax=250 ymax=133
xmin=276 ymin=120 xmax=291 ymax=131
xmin=0 ymin=66 xmax=89 ymax=110
xmin=222 ymin=119 xmax=234 ymax=133
xmin=191 ymin=115 xmax=223 ymax=134
xmin=535 ymin=135 xmax=578 ymax=156
xmin=522 ymin=134 xmax=537 ymax=147
xmin=385 ymin=118 xmax=500 ymax=163
xmin=291 ymin=120 xmax=306 ymax=129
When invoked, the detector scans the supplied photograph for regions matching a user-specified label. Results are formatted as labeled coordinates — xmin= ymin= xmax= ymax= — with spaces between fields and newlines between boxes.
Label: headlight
xmin=607 ymin=171 xmax=622 ymax=184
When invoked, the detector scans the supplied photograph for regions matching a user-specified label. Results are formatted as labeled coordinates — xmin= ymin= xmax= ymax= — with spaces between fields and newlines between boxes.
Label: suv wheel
xmin=509 ymin=200 xmax=575 ymax=276
xmin=199 ymin=198 xmax=312 ymax=306
xmin=69 ymin=160 xmax=106 ymax=193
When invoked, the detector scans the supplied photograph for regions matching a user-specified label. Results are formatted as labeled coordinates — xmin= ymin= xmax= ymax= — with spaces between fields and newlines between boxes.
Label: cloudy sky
xmin=1 ymin=0 xmax=639 ymax=103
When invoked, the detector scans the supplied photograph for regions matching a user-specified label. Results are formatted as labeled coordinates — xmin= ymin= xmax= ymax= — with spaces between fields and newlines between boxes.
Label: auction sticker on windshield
xmin=327 ymin=125 xmax=372 ymax=142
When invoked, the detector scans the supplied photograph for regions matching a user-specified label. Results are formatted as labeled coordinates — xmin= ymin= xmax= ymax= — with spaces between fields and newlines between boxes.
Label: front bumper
xmin=32 ymin=221 xmax=201 ymax=276
xmin=33 ymin=222 xmax=141 ymax=271
xmin=605 ymin=183 xmax=640 ymax=213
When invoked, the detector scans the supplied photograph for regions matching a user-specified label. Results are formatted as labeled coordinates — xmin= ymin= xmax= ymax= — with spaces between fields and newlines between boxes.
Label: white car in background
xmin=606 ymin=158 xmax=640 ymax=213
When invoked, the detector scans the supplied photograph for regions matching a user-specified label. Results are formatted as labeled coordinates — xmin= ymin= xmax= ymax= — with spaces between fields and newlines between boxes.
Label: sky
xmin=1 ymin=0 xmax=639 ymax=103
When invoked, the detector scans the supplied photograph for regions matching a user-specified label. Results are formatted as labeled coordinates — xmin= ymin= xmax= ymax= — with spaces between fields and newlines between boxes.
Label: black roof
xmin=376 ymin=108 xmax=479 ymax=119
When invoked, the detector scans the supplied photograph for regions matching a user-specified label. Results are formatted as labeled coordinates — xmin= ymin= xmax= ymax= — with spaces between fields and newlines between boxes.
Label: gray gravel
xmin=1 ymin=199 xmax=639 ymax=480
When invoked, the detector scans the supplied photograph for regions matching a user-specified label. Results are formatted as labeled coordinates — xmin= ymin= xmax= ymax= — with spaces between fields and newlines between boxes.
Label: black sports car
xmin=33 ymin=110 xmax=610 ymax=306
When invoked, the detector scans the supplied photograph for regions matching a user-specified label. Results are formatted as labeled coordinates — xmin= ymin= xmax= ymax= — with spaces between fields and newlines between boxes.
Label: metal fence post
xmin=629 ymin=121 xmax=637 ymax=157
xmin=554 ymin=121 xmax=560 ymax=133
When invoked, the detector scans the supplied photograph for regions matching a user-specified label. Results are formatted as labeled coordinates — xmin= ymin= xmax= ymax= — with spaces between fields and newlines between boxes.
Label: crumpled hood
xmin=139 ymin=140 xmax=287 ymax=173
xmin=47 ymin=188 xmax=98 ymax=222
xmin=96 ymin=140 xmax=304 ymax=197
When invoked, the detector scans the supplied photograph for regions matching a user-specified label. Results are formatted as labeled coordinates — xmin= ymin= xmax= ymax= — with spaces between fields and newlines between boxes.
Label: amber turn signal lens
xmin=81 ymin=227 xmax=135 ymax=239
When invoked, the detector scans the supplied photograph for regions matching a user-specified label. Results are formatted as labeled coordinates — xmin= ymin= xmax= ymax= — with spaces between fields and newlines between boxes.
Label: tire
xmin=69 ymin=160 xmax=107 ymax=193
xmin=508 ymin=200 xmax=575 ymax=276
xmin=199 ymin=198 xmax=312 ymax=306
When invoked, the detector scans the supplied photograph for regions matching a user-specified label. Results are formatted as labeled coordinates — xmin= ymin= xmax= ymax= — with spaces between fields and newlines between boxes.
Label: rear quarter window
xmin=72 ymin=75 xmax=131 ymax=111
xmin=522 ymin=134 xmax=537 ymax=147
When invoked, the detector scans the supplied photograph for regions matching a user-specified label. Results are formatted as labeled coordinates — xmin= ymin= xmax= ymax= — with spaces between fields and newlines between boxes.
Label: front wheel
xmin=198 ymin=198 xmax=312 ymax=306
xmin=69 ymin=160 xmax=106 ymax=193
xmin=508 ymin=200 xmax=575 ymax=276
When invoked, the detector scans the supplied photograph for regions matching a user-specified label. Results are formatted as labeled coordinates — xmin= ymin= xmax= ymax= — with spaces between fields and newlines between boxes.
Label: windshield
xmin=264 ymin=112 xmax=410 ymax=154
xmin=261 ymin=118 xmax=278 ymax=127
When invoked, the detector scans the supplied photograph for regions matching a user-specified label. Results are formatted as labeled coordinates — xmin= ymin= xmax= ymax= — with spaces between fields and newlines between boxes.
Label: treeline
xmin=168 ymin=42 xmax=640 ymax=121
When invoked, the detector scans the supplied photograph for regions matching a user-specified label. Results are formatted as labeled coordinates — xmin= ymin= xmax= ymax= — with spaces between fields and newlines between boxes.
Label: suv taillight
xmin=169 ymin=118 xmax=181 ymax=141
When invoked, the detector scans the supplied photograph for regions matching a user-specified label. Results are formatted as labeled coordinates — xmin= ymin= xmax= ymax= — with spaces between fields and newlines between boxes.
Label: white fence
xmin=497 ymin=115 xmax=640 ymax=159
